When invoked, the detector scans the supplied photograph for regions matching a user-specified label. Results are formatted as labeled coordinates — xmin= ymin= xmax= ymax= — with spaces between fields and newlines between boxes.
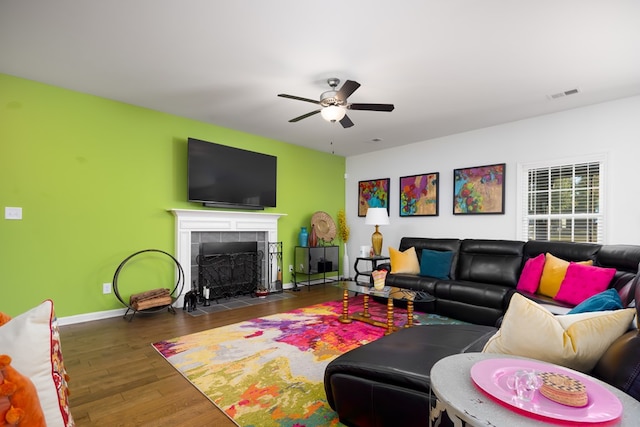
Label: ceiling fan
xmin=278 ymin=78 xmax=394 ymax=128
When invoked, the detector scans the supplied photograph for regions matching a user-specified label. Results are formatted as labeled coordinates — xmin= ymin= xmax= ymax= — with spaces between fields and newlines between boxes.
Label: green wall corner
xmin=0 ymin=73 xmax=345 ymax=318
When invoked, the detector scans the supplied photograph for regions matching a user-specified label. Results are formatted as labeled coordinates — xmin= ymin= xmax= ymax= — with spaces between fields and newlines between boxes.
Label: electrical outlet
xmin=102 ymin=282 xmax=112 ymax=294
xmin=288 ymin=265 xmax=293 ymax=272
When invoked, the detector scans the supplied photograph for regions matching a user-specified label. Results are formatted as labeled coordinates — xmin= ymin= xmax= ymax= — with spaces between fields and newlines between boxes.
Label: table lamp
xmin=365 ymin=207 xmax=390 ymax=256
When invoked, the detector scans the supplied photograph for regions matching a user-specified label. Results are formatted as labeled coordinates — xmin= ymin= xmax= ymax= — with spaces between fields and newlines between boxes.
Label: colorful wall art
xmin=358 ymin=178 xmax=390 ymax=217
xmin=453 ymin=163 xmax=505 ymax=214
xmin=399 ymin=172 xmax=439 ymax=217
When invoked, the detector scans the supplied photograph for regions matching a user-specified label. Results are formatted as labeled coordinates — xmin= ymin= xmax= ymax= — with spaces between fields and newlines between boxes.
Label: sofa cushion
xmin=434 ymin=280 xmax=512 ymax=311
xmin=0 ymin=301 xmax=74 ymax=427
xmin=567 ymin=288 xmax=624 ymax=314
xmin=538 ymin=253 xmax=593 ymax=298
xmin=482 ymin=293 xmax=635 ymax=372
xmin=389 ymin=246 xmax=420 ymax=274
xmin=384 ymin=273 xmax=438 ymax=295
xmin=516 ymin=253 xmax=545 ymax=293
xmin=554 ymin=263 xmax=616 ymax=306
xmin=419 ymin=249 xmax=454 ymax=279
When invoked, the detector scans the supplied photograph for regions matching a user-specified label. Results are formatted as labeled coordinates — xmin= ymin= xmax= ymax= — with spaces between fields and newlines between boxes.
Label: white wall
xmin=345 ymin=95 xmax=640 ymax=262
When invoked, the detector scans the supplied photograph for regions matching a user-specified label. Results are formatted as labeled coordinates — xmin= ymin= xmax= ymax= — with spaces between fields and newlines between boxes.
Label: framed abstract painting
xmin=358 ymin=178 xmax=390 ymax=217
xmin=399 ymin=172 xmax=439 ymax=217
xmin=453 ymin=163 xmax=505 ymax=215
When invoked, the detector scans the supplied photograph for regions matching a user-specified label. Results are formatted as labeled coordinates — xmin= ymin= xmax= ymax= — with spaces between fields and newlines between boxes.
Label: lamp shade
xmin=365 ymin=207 xmax=390 ymax=226
xmin=320 ymin=105 xmax=347 ymax=122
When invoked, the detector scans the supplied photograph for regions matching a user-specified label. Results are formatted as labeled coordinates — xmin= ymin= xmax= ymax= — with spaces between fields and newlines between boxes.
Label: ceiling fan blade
xmin=278 ymin=94 xmax=320 ymax=105
xmin=289 ymin=110 xmax=321 ymax=122
xmin=339 ymin=115 xmax=354 ymax=128
xmin=348 ymin=103 xmax=395 ymax=112
xmin=336 ymin=80 xmax=361 ymax=102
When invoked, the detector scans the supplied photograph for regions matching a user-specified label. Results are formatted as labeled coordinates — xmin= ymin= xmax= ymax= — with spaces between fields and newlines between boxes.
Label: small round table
xmin=429 ymin=353 xmax=640 ymax=427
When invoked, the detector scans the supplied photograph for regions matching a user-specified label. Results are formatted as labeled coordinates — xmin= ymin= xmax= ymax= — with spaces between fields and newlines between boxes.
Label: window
xmin=517 ymin=154 xmax=606 ymax=243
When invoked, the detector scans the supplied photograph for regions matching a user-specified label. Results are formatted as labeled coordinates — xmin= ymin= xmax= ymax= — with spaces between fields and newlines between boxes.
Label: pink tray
xmin=470 ymin=358 xmax=622 ymax=424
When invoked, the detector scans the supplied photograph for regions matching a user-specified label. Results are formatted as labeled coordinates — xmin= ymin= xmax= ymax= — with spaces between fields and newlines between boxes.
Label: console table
xmin=429 ymin=353 xmax=640 ymax=427
xmin=293 ymin=245 xmax=339 ymax=290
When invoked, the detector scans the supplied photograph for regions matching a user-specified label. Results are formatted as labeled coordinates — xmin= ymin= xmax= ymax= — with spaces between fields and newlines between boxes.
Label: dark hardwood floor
xmin=61 ymin=285 xmax=344 ymax=426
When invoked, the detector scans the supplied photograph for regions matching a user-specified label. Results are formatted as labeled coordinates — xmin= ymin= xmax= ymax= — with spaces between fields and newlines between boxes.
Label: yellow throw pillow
xmin=482 ymin=293 xmax=635 ymax=372
xmin=538 ymin=253 xmax=593 ymax=297
xmin=389 ymin=246 xmax=420 ymax=274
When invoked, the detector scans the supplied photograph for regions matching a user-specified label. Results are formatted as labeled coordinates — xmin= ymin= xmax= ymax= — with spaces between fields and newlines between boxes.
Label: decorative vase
xmin=309 ymin=224 xmax=318 ymax=247
xmin=343 ymin=243 xmax=350 ymax=280
xmin=298 ymin=226 xmax=308 ymax=247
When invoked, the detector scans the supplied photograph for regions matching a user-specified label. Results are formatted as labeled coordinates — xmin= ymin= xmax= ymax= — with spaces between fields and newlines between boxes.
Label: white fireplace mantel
xmin=169 ymin=209 xmax=286 ymax=293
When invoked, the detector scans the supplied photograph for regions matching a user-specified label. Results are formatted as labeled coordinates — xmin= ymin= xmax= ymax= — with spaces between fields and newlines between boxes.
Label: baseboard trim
xmin=58 ymin=307 xmax=128 ymax=326
xmin=58 ymin=282 xmax=301 ymax=325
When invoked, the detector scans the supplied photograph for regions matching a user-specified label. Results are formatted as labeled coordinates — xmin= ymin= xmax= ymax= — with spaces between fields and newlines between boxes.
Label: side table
xmin=429 ymin=353 xmax=640 ymax=427
xmin=353 ymin=255 xmax=390 ymax=283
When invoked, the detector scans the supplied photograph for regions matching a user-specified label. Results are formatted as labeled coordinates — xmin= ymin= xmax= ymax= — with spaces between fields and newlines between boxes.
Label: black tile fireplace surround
xmin=196 ymin=241 xmax=264 ymax=303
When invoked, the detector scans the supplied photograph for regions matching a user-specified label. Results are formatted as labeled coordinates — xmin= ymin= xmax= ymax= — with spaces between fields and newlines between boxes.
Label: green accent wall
xmin=0 ymin=74 xmax=345 ymax=318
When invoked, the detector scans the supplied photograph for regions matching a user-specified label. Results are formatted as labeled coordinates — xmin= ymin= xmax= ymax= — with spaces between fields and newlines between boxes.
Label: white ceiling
xmin=2 ymin=1 xmax=639 ymax=157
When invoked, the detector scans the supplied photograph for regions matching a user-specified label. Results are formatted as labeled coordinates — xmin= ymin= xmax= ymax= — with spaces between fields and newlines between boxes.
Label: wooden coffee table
xmin=333 ymin=281 xmax=434 ymax=335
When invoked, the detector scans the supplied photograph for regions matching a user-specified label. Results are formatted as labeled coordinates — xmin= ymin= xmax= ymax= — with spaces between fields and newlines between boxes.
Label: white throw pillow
xmin=0 ymin=300 xmax=74 ymax=426
xmin=482 ymin=293 xmax=635 ymax=372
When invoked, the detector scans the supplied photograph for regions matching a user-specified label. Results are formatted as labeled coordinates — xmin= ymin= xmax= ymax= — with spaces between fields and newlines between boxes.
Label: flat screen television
xmin=187 ymin=137 xmax=277 ymax=209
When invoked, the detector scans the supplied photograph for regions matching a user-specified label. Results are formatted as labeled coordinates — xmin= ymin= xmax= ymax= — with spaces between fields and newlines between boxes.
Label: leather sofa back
xmin=596 ymin=245 xmax=640 ymax=296
xmin=523 ymin=240 xmax=601 ymax=264
xmin=399 ymin=237 xmax=461 ymax=279
xmin=456 ymin=239 xmax=524 ymax=287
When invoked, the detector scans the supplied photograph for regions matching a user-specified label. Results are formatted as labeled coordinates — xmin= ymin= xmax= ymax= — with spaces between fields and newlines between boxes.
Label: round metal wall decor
xmin=311 ymin=211 xmax=337 ymax=242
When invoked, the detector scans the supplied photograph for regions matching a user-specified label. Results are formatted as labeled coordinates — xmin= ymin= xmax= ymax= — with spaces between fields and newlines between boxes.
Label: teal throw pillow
xmin=419 ymin=249 xmax=453 ymax=280
xmin=567 ymin=288 xmax=623 ymax=314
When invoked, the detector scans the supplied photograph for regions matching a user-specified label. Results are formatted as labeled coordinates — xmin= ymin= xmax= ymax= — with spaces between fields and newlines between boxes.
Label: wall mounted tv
xmin=187 ymin=137 xmax=277 ymax=209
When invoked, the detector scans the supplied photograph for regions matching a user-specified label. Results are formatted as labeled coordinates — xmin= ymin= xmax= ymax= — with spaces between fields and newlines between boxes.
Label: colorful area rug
xmin=153 ymin=296 xmax=466 ymax=427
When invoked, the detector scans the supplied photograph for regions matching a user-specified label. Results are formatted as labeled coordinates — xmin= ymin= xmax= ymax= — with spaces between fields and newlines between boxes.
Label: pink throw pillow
xmin=554 ymin=263 xmax=616 ymax=306
xmin=516 ymin=254 xmax=545 ymax=293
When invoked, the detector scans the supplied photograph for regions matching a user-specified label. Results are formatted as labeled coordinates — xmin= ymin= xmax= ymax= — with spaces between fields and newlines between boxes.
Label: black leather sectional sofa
xmin=324 ymin=238 xmax=640 ymax=427
xmin=383 ymin=238 xmax=640 ymax=325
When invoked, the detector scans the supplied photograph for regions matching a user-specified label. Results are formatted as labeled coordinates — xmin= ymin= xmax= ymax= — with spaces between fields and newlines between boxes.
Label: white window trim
xmin=516 ymin=153 xmax=608 ymax=243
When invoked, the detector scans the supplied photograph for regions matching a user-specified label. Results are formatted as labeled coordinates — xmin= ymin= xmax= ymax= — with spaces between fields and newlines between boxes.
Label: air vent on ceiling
xmin=548 ymin=88 xmax=581 ymax=100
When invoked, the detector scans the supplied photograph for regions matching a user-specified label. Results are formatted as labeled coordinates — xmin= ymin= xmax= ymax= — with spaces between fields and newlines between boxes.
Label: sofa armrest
xmin=375 ymin=262 xmax=391 ymax=272
xmin=592 ymin=329 xmax=640 ymax=401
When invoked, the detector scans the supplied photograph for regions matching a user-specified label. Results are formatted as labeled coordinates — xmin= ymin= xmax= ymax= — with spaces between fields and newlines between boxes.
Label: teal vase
xmin=298 ymin=227 xmax=308 ymax=247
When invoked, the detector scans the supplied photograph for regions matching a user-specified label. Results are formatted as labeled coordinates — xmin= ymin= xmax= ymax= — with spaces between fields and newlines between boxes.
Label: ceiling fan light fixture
xmin=321 ymin=105 xmax=346 ymax=122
